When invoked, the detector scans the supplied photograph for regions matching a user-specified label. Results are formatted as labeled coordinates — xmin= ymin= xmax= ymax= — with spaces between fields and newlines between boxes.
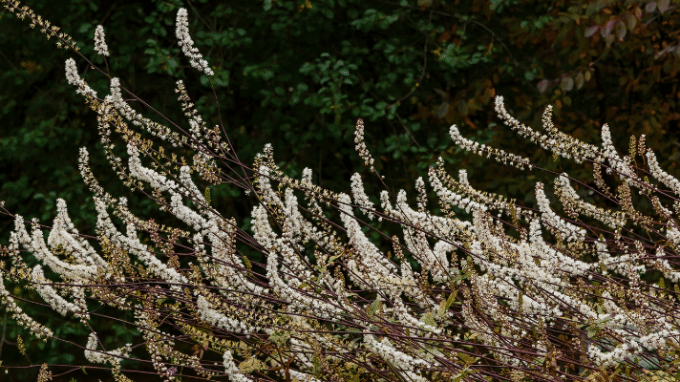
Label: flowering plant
xmin=2 ymin=1 xmax=680 ymax=381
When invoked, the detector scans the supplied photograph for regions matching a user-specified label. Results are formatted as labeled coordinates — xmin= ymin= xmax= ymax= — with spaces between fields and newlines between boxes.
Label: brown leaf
xmin=658 ymin=0 xmax=670 ymax=13
xmin=437 ymin=31 xmax=452 ymax=43
xmin=191 ymin=344 xmax=206 ymax=359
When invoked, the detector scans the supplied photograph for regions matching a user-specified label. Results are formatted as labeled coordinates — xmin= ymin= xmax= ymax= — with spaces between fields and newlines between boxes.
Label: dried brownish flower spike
xmin=37 ymin=363 xmax=52 ymax=382
xmin=1 ymin=0 xmax=78 ymax=51
xmin=354 ymin=118 xmax=375 ymax=172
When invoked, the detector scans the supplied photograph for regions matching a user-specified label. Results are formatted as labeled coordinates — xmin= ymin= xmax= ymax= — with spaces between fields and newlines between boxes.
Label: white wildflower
xmin=94 ymin=25 xmax=109 ymax=56
xmin=175 ymin=8 xmax=214 ymax=76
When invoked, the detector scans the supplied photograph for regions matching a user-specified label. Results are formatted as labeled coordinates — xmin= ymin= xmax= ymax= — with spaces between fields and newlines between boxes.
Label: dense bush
xmin=3 ymin=1 xmax=680 ymax=381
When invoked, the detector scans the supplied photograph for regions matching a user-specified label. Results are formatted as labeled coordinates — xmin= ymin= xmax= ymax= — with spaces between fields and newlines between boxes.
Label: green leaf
xmin=204 ymin=187 xmax=211 ymax=205
xmin=78 ymin=23 xmax=92 ymax=34
xmin=438 ymin=288 xmax=458 ymax=317
xmin=459 ymin=353 xmax=479 ymax=365
xmin=367 ymin=297 xmax=382 ymax=316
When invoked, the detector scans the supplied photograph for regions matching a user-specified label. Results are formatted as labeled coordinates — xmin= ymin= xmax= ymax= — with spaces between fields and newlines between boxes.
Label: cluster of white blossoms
xmin=64 ymin=57 xmax=98 ymax=98
xmin=84 ymin=332 xmax=132 ymax=368
xmin=554 ymin=173 xmax=627 ymax=229
xmin=11 ymin=214 xmax=99 ymax=280
xmin=534 ymin=182 xmax=587 ymax=242
xmin=196 ymin=296 xmax=256 ymax=335
xmin=175 ymin=8 xmax=214 ymax=76
xmin=109 ymin=78 xmax=143 ymax=125
xmin=6 ymin=3 xmax=680 ymax=382
xmin=449 ymin=124 xmax=532 ymax=170
xmin=222 ymin=350 xmax=252 ymax=382
xmin=247 ymin=127 xmax=680 ymax=377
xmin=49 ymin=198 xmax=108 ymax=270
xmin=31 ymin=265 xmax=88 ymax=318
xmin=494 ymin=96 xmax=599 ymax=164
xmin=350 ymin=172 xmax=375 ymax=220
xmin=646 ymin=148 xmax=680 ymax=196
xmin=363 ymin=333 xmax=429 ymax=382
xmin=599 ymin=124 xmax=638 ymax=184
xmin=0 ymin=269 xmax=53 ymax=340
xmin=93 ymin=197 xmax=188 ymax=288
xmin=93 ymin=25 xmax=108 ymax=56
xmin=428 ymin=166 xmax=488 ymax=214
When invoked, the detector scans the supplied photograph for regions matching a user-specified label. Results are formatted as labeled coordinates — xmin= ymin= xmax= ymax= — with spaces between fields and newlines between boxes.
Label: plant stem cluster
xmin=2 ymin=2 xmax=680 ymax=382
